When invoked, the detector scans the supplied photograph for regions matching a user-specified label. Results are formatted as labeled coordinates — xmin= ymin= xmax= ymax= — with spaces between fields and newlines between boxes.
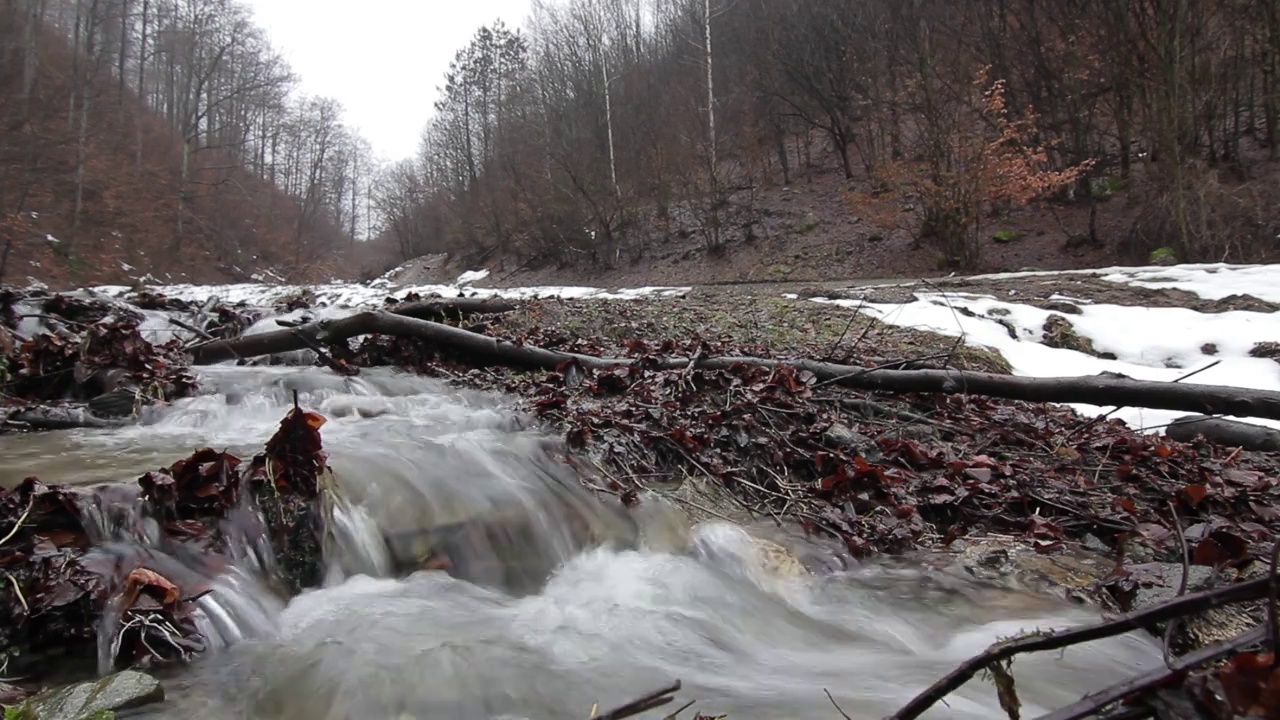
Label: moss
xmin=1089 ymin=176 xmax=1126 ymax=200
xmin=1149 ymin=247 xmax=1178 ymax=266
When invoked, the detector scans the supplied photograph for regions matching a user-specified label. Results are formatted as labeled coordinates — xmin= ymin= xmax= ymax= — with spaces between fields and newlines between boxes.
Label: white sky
xmin=244 ymin=0 xmax=533 ymax=162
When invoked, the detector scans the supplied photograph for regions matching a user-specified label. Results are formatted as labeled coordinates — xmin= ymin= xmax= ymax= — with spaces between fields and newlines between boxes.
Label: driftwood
xmin=1166 ymin=414 xmax=1280 ymax=452
xmin=187 ymin=311 xmax=1280 ymax=423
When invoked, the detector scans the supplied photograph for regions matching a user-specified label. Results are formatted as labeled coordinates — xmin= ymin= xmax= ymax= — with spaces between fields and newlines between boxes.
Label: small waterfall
xmin=18 ymin=355 xmax=1165 ymax=719
xmin=75 ymin=482 xmax=285 ymax=676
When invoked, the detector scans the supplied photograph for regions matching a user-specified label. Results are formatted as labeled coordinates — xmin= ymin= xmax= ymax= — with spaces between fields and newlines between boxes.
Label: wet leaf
xmin=1181 ymin=484 xmax=1210 ymax=508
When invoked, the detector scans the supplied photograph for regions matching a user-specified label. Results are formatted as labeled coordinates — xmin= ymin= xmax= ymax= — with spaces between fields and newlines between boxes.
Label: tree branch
xmin=184 ymin=312 xmax=1280 ymax=424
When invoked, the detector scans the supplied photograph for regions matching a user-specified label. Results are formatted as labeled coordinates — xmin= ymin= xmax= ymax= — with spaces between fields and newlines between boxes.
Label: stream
xmin=1 ymin=331 xmax=1166 ymax=719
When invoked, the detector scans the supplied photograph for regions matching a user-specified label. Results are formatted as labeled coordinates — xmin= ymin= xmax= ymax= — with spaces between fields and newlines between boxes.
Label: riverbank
xmin=4 ymin=269 xmax=1280 ymax=717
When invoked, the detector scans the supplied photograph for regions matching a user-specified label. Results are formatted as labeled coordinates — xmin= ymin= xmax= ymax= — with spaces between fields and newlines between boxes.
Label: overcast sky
xmin=244 ymin=0 xmax=533 ymax=162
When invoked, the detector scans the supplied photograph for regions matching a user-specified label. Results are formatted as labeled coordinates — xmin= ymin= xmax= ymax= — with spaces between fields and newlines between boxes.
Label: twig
xmin=168 ymin=316 xmax=214 ymax=340
xmin=0 ymin=497 xmax=34 ymax=547
xmin=888 ymin=573 xmax=1279 ymax=720
xmin=662 ymin=699 xmax=697 ymax=720
xmin=1037 ymin=626 xmax=1266 ymax=720
xmin=1162 ymin=500 xmax=1190 ymax=666
xmin=824 ymin=689 xmax=853 ymax=720
xmin=825 ymin=300 xmax=865 ymax=360
xmin=590 ymin=680 xmax=682 ymax=720
xmin=4 ymin=572 xmax=28 ymax=614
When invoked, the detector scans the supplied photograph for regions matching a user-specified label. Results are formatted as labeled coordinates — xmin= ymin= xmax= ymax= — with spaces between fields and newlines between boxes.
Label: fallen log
xmin=187 ymin=311 xmax=1280 ymax=423
xmin=390 ymin=296 xmax=516 ymax=322
xmin=1166 ymin=414 xmax=1280 ymax=452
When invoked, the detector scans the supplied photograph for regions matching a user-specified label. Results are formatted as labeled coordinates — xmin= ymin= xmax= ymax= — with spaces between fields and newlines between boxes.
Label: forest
xmin=379 ymin=0 xmax=1280 ymax=274
xmin=3 ymin=0 xmax=1280 ymax=287
xmin=0 ymin=0 xmax=377 ymax=287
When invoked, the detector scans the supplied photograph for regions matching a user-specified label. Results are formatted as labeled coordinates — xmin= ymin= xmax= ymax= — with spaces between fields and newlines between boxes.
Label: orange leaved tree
xmin=884 ymin=67 xmax=1095 ymax=269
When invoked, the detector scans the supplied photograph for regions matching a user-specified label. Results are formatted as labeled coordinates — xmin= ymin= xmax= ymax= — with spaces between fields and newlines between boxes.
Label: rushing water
xmin=3 ymin=363 xmax=1164 ymax=719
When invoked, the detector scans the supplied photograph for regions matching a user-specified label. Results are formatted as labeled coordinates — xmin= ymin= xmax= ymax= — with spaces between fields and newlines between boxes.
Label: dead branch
xmin=389 ymin=297 xmax=516 ymax=322
xmin=888 ymin=574 xmax=1278 ymax=720
xmin=1165 ymin=414 xmax=1280 ymax=452
xmin=1037 ymin=626 xmax=1266 ymax=720
xmin=590 ymin=680 xmax=682 ymax=720
xmin=187 ymin=311 xmax=1280 ymax=423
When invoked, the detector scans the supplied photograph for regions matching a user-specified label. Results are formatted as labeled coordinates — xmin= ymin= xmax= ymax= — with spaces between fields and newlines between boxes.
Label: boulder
xmin=18 ymin=671 xmax=164 ymax=720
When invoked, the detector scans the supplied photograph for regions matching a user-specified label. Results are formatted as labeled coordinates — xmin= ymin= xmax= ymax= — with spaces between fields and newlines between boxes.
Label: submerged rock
xmin=18 ymin=671 xmax=164 ymax=720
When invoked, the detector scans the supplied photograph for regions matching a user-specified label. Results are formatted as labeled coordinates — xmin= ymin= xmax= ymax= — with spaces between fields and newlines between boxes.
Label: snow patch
xmin=90 ymin=280 xmax=691 ymax=308
xmin=808 ymin=286 xmax=1280 ymax=432
xmin=456 ymin=269 xmax=490 ymax=285
xmin=1099 ymin=265 xmax=1280 ymax=303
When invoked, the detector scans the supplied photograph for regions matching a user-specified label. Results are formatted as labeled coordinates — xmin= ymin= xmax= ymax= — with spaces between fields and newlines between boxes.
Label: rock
xmin=1149 ymin=247 xmax=1178 ymax=266
xmin=1200 ymin=342 xmax=1219 ymax=356
xmin=1250 ymin=341 xmax=1280 ymax=361
xmin=19 ymin=671 xmax=164 ymax=720
xmin=1121 ymin=537 xmax=1157 ymax=564
xmin=1082 ymin=534 xmax=1109 ymax=553
xmin=1206 ymin=294 xmax=1280 ymax=314
xmin=822 ymin=423 xmax=880 ymax=458
xmin=749 ymin=536 xmax=809 ymax=578
xmin=1126 ymin=561 xmax=1267 ymax=655
xmin=992 ymin=229 xmax=1021 ymax=244
xmin=794 ymin=211 xmax=821 ymax=234
xmin=1041 ymin=314 xmax=1102 ymax=356
xmin=1040 ymin=300 xmax=1083 ymax=315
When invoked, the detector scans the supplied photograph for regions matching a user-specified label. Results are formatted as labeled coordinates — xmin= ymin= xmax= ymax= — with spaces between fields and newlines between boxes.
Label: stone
xmin=1149 ymin=247 xmax=1178 ymax=266
xmin=1082 ymin=534 xmax=1109 ymax=553
xmin=19 ymin=671 xmax=164 ymax=720
xmin=1040 ymin=300 xmax=1083 ymax=315
xmin=794 ymin=211 xmax=821 ymax=234
xmin=1041 ymin=314 xmax=1101 ymax=357
xmin=1250 ymin=341 xmax=1280 ymax=361
xmin=822 ymin=423 xmax=880 ymax=459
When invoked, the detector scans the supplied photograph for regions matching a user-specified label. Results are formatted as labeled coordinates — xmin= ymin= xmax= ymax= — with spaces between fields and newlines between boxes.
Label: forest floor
xmin=496 ymin=164 xmax=1131 ymax=289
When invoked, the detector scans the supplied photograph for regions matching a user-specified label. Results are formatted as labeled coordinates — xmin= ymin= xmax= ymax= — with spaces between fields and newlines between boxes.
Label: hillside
xmin=0 ymin=1 xmax=376 ymax=290
xmin=374 ymin=0 xmax=1280 ymax=289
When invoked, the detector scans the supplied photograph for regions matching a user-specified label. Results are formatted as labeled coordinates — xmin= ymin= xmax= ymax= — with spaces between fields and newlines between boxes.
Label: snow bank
xmin=955 ymin=262 xmax=1280 ymax=302
xmin=810 ymin=264 xmax=1280 ymax=432
xmin=90 ymin=275 xmax=691 ymax=308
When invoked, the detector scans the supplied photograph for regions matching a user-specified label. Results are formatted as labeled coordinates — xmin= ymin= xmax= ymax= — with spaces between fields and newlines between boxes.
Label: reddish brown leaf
xmin=1181 ymin=484 xmax=1210 ymax=508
